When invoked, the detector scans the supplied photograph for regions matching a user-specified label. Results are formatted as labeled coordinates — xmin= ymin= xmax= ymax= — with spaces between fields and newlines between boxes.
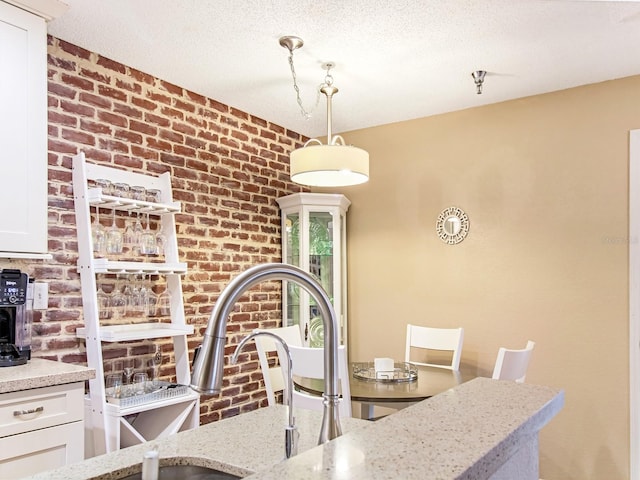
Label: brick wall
xmin=0 ymin=36 xmax=309 ymax=423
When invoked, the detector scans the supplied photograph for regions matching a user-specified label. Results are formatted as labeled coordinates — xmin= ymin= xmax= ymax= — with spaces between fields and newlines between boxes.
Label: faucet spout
xmin=190 ymin=263 xmax=342 ymax=444
xmin=232 ymin=331 xmax=298 ymax=458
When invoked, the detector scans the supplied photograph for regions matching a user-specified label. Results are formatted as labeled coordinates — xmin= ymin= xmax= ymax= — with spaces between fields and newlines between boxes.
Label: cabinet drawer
xmin=0 ymin=383 xmax=84 ymax=437
xmin=0 ymin=420 xmax=84 ymax=478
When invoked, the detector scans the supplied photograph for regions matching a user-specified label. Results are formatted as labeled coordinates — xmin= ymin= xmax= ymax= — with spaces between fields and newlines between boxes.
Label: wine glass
xmin=105 ymin=210 xmax=123 ymax=256
xmin=155 ymin=228 xmax=167 ymax=258
xmin=132 ymin=213 xmax=144 ymax=255
xmin=91 ymin=207 xmax=106 ymax=256
xmin=155 ymin=283 xmax=171 ymax=317
xmin=129 ymin=275 xmax=146 ymax=318
xmin=96 ymin=283 xmax=111 ymax=320
xmin=137 ymin=275 xmax=151 ymax=317
xmin=140 ymin=213 xmax=157 ymax=255
xmin=123 ymin=358 xmax=135 ymax=392
xmin=111 ymin=275 xmax=127 ymax=320
xmin=123 ymin=215 xmax=136 ymax=258
xmin=150 ymin=344 xmax=162 ymax=387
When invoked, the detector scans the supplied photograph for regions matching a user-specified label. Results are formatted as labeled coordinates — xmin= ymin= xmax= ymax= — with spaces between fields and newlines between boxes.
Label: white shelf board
xmin=90 ymin=259 xmax=188 ymax=274
xmin=85 ymin=390 xmax=200 ymax=416
xmin=76 ymin=323 xmax=194 ymax=342
xmin=88 ymin=188 xmax=181 ymax=215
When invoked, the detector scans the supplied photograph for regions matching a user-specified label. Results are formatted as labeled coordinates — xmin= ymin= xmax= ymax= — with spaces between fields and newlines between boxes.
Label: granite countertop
xmin=27 ymin=405 xmax=369 ymax=480
xmin=25 ymin=377 xmax=564 ymax=480
xmin=0 ymin=357 xmax=95 ymax=393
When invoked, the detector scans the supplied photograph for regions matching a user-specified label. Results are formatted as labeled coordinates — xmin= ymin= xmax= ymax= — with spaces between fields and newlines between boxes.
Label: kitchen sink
xmin=117 ymin=464 xmax=241 ymax=480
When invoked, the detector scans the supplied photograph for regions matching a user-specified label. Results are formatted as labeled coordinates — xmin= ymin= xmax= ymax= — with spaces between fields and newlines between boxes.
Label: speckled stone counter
xmin=25 ymin=377 xmax=563 ymax=480
xmin=0 ymin=357 xmax=95 ymax=393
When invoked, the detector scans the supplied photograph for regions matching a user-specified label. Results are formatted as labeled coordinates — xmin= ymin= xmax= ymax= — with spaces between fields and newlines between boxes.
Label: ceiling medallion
xmin=436 ymin=207 xmax=470 ymax=245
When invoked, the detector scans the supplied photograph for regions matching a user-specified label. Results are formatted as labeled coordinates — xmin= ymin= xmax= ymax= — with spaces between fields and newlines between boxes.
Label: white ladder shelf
xmin=72 ymin=152 xmax=199 ymax=456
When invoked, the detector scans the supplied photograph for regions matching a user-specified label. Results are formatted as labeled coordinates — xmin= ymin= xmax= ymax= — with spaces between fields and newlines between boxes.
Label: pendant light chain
xmin=285 ymin=49 xmax=321 ymax=120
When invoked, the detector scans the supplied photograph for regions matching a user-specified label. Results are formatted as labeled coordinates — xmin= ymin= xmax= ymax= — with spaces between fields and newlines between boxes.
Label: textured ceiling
xmin=48 ymin=0 xmax=640 ymax=139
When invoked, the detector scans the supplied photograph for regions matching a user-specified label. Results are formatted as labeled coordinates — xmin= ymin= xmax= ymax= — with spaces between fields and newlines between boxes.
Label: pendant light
xmin=280 ymin=36 xmax=369 ymax=187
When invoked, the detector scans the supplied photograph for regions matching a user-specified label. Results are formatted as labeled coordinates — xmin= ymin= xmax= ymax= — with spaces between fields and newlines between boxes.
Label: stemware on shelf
xmin=96 ymin=283 xmax=111 ymax=320
xmin=125 ymin=275 xmax=149 ymax=319
xmin=146 ymin=188 xmax=161 ymax=203
xmin=155 ymin=283 xmax=171 ymax=317
xmin=130 ymin=185 xmax=146 ymax=201
xmin=140 ymin=213 xmax=157 ymax=255
xmin=95 ymin=178 xmax=113 ymax=196
xmin=91 ymin=207 xmax=106 ymax=257
xmin=113 ymin=182 xmax=130 ymax=198
xmin=105 ymin=373 xmax=122 ymax=399
xmin=123 ymin=215 xmax=136 ymax=257
xmin=111 ymin=275 xmax=128 ymax=320
xmin=123 ymin=358 xmax=135 ymax=385
xmin=155 ymin=227 xmax=167 ymax=258
xmin=105 ymin=210 xmax=123 ymax=256
xmin=133 ymin=213 xmax=144 ymax=254
xmin=150 ymin=344 xmax=162 ymax=387
xmin=133 ymin=372 xmax=148 ymax=395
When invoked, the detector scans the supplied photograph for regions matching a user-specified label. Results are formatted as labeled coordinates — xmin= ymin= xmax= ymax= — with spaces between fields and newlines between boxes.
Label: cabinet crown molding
xmin=3 ymin=0 xmax=68 ymax=20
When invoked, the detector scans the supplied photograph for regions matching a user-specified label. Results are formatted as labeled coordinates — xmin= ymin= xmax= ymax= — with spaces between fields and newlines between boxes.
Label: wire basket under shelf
xmin=106 ymin=381 xmax=193 ymax=408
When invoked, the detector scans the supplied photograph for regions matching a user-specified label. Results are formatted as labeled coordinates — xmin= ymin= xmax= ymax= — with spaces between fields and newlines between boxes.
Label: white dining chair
xmin=253 ymin=325 xmax=303 ymax=406
xmin=405 ymin=324 xmax=464 ymax=371
xmin=492 ymin=340 xmax=535 ymax=383
xmin=282 ymin=344 xmax=353 ymax=418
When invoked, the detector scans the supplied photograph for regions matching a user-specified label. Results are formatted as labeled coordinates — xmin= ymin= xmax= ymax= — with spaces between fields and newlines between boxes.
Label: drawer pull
xmin=13 ymin=406 xmax=44 ymax=417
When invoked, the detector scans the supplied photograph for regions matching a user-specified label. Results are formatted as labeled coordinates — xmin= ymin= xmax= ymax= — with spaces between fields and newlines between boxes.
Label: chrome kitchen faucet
xmin=190 ymin=263 xmax=342 ymax=444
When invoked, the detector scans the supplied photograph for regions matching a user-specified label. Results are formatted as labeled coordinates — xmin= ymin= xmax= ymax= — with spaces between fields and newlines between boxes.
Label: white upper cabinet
xmin=0 ymin=1 xmax=53 ymax=258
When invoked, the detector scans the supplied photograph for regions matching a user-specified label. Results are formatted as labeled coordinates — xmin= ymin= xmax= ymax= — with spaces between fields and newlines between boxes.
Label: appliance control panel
xmin=0 ymin=269 xmax=28 ymax=306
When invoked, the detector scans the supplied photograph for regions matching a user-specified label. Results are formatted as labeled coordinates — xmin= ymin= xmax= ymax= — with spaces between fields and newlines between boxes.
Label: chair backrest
xmin=492 ymin=340 xmax=535 ymax=383
xmin=284 ymin=344 xmax=352 ymax=418
xmin=253 ymin=325 xmax=303 ymax=406
xmin=405 ymin=324 xmax=464 ymax=370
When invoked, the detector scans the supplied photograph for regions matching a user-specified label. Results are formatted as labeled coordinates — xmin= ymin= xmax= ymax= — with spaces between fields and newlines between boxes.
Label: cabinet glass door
xmin=284 ymin=212 xmax=300 ymax=331
xmin=307 ymin=210 xmax=334 ymax=347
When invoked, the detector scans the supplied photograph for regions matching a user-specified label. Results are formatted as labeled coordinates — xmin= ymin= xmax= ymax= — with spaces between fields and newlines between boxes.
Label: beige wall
xmin=330 ymin=75 xmax=640 ymax=479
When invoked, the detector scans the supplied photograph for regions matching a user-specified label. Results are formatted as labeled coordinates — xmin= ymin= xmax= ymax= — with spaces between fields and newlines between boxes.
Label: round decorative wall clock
xmin=436 ymin=206 xmax=469 ymax=245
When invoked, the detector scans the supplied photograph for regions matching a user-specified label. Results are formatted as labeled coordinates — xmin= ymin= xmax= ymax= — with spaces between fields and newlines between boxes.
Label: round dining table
xmin=295 ymin=362 xmax=477 ymax=419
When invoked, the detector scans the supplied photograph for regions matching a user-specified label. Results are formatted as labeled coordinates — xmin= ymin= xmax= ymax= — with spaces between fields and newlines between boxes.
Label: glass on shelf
xmin=113 ymin=182 xmax=130 ymax=198
xmin=105 ymin=210 xmax=123 ymax=255
xmin=150 ymin=344 xmax=162 ymax=387
xmin=130 ymin=185 xmax=146 ymax=201
xmin=133 ymin=372 xmax=149 ymax=395
xmin=92 ymin=207 xmax=106 ymax=257
xmin=97 ymin=283 xmax=111 ymax=320
xmin=105 ymin=373 xmax=123 ymax=399
xmin=140 ymin=213 xmax=157 ymax=255
xmin=155 ymin=283 xmax=171 ymax=317
xmin=95 ymin=178 xmax=113 ymax=196
xmin=146 ymin=188 xmax=161 ymax=203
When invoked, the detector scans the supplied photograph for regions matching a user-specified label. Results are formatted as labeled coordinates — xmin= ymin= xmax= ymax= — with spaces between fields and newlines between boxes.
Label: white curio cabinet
xmin=277 ymin=193 xmax=350 ymax=348
xmin=72 ymin=152 xmax=199 ymax=456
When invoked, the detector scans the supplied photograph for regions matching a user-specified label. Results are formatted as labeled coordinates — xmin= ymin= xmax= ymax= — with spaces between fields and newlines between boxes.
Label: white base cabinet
xmin=0 ymin=382 xmax=85 ymax=478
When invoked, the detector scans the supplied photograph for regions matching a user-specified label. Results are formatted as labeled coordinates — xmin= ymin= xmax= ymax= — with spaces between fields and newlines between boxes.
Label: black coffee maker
xmin=0 ymin=269 xmax=33 ymax=367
